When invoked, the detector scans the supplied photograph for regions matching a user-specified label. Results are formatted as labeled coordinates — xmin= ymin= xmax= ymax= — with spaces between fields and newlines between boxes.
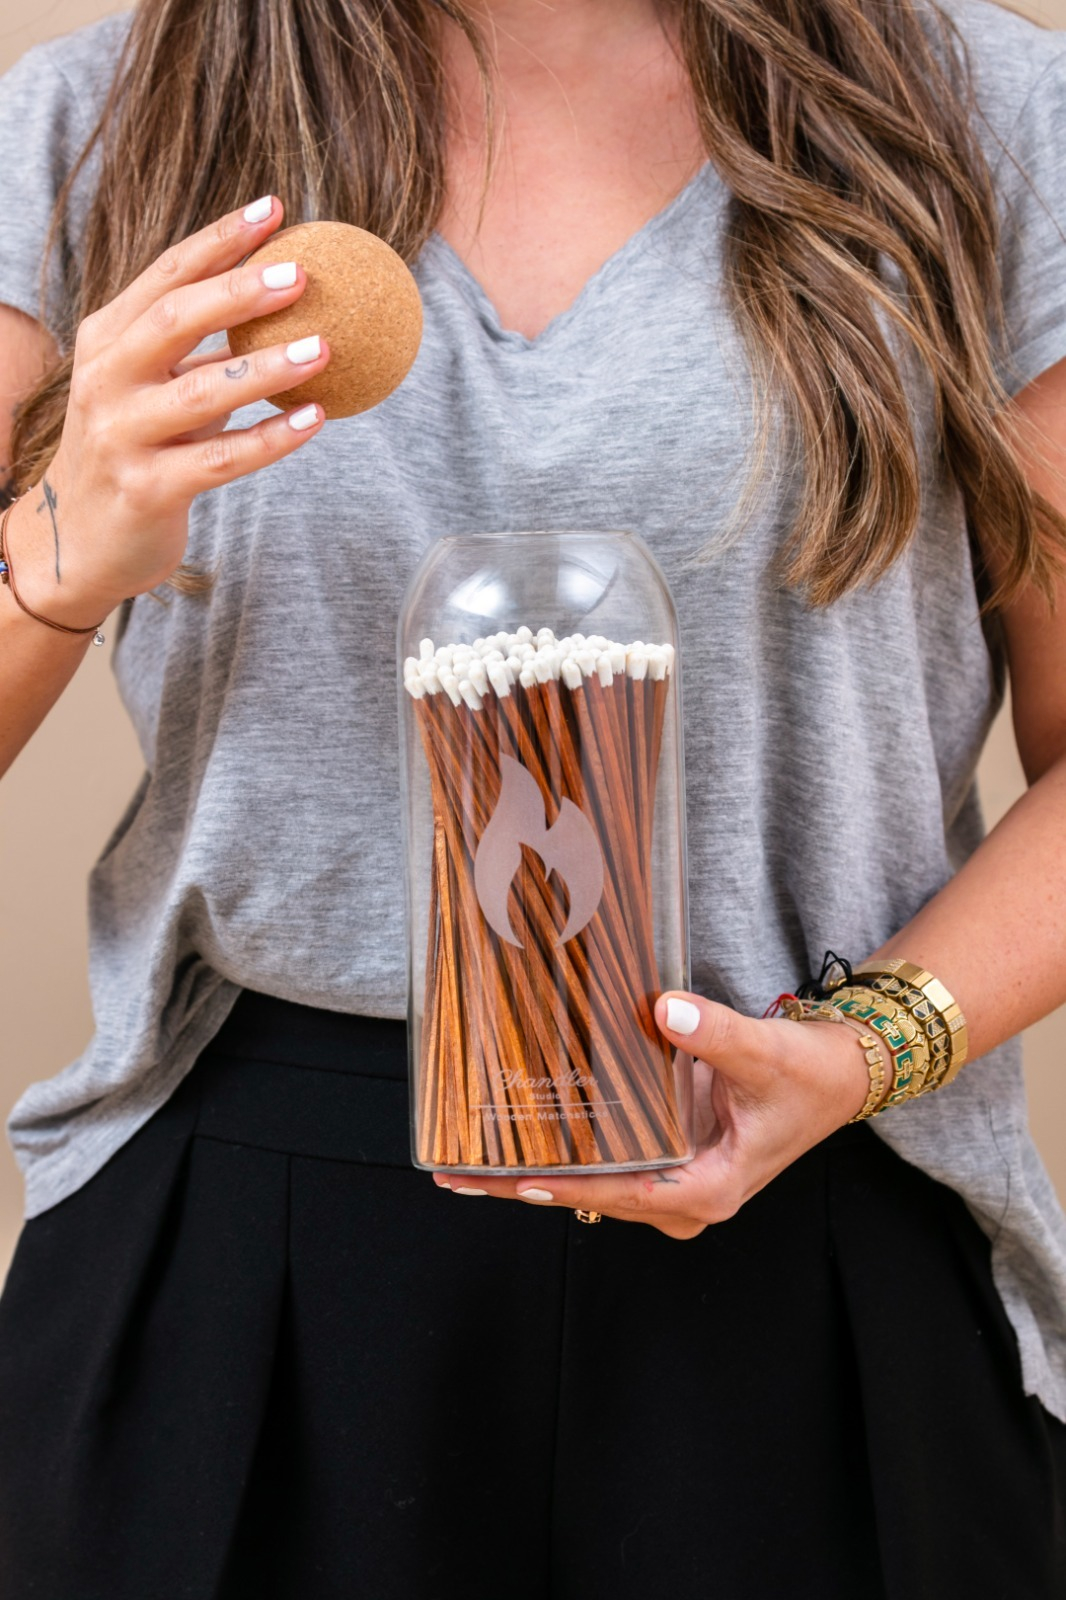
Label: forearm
xmin=865 ymin=753 xmax=1066 ymax=1061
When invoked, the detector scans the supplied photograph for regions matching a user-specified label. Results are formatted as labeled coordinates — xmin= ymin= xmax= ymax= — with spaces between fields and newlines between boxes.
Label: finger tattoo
xmin=224 ymin=360 xmax=249 ymax=379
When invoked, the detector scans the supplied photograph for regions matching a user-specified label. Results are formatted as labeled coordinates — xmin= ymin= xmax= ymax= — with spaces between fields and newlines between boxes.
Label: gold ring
xmin=574 ymin=1208 xmax=603 ymax=1224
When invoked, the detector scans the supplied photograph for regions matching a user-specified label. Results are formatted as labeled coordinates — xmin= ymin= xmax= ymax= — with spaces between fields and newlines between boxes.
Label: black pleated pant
xmin=0 ymin=987 xmax=1064 ymax=1599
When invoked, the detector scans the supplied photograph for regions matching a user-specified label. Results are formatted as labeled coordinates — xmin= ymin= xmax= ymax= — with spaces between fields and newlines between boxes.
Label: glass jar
xmin=398 ymin=529 xmax=693 ymax=1176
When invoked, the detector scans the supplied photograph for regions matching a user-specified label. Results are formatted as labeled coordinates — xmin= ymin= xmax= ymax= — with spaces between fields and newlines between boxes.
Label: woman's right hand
xmin=15 ymin=194 xmax=330 ymax=623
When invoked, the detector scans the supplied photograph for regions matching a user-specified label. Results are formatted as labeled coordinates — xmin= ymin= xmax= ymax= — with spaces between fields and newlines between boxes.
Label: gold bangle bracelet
xmin=852 ymin=961 xmax=968 ymax=1087
xmin=823 ymin=987 xmax=934 ymax=1106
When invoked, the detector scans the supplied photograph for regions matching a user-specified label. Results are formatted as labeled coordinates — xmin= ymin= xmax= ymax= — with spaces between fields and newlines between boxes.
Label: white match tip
xmin=561 ymin=658 xmax=583 ymax=690
xmin=519 ymin=665 xmax=537 ymax=689
xmin=488 ymin=663 xmax=511 ymax=698
xmin=419 ymin=663 xmax=442 ymax=693
xmin=440 ymin=672 xmax=463 ymax=707
xmin=662 ymin=643 xmax=676 ymax=673
xmin=627 ymin=649 xmax=648 ymax=681
xmin=517 ymin=626 xmax=534 ymax=644
xmin=419 ymin=639 xmax=434 ymax=660
xmin=403 ymin=656 xmax=420 ymax=677
xmin=467 ymin=659 xmax=489 ymax=694
xmin=532 ymin=653 xmax=555 ymax=684
xmin=458 ymin=679 xmax=483 ymax=711
xmin=404 ymin=676 xmax=426 ymax=699
xmin=596 ymin=653 xmax=614 ymax=687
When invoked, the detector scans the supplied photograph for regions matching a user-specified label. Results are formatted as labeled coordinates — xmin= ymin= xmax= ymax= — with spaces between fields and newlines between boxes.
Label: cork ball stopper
xmin=227 ymin=221 xmax=423 ymax=419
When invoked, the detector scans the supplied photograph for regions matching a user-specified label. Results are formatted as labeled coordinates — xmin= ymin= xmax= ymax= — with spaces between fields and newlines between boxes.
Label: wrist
xmin=781 ymin=1004 xmax=887 ymax=1123
xmin=2 ymin=490 xmax=124 ymax=629
xmin=826 ymin=1018 xmax=879 ymax=1122
xmin=795 ymin=1015 xmax=875 ymax=1123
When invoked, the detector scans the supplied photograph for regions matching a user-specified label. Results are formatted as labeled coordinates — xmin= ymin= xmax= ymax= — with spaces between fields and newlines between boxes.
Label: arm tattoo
xmin=36 ymin=474 xmax=60 ymax=583
xmin=224 ymin=359 xmax=249 ymax=379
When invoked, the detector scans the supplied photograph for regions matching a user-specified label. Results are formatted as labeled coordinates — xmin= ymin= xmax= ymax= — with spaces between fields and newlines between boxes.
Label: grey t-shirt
xmin=3 ymin=0 xmax=1066 ymax=1417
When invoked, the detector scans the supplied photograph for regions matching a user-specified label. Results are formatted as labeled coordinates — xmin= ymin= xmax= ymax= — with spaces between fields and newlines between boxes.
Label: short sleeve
xmin=990 ymin=46 xmax=1066 ymax=398
xmin=0 ymin=41 xmax=86 ymax=350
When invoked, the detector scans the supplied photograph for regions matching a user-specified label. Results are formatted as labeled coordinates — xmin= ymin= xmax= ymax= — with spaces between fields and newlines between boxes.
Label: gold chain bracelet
xmin=786 ymin=1001 xmax=890 ymax=1121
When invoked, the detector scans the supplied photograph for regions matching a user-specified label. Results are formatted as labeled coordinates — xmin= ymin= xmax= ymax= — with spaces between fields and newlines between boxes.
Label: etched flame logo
xmin=474 ymin=756 xmax=604 ymax=947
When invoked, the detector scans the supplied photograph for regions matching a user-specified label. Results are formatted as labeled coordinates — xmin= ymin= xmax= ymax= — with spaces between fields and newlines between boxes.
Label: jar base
xmin=412 ymin=1150 xmax=695 ymax=1176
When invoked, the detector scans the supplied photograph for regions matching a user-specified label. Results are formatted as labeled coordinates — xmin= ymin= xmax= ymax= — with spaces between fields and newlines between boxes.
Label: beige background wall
xmin=1 ymin=0 xmax=1064 ymax=1274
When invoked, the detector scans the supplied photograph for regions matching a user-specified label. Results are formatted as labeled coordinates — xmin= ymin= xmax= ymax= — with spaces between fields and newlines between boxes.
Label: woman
xmin=0 ymin=0 xmax=1064 ymax=1592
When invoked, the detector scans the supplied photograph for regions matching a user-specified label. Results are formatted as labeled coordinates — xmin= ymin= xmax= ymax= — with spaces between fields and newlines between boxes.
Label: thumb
xmin=654 ymin=991 xmax=773 ymax=1086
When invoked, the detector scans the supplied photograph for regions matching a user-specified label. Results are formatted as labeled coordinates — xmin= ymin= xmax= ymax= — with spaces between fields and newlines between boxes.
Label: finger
xmin=85 ymin=196 xmax=284 ymax=347
xmin=170 ymin=411 xmax=233 ymax=444
xmin=170 ymin=340 xmax=233 ymax=378
xmin=433 ymin=1161 xmax=703 ymax=1218
xmin=117 ymin=254 xmax=311 ymax=381
xmin=654 ymin=991 xmax=777 ymax=1091
xmin=135 ymin=336 xmax=330 ymax=448
xmin=162 ymin=400 xmax=326 ymax=490
xmin=435 ymin=1171 xmax=708 ymax=1237
xmin=564 ymin=1206 xmax=709 ymax=1240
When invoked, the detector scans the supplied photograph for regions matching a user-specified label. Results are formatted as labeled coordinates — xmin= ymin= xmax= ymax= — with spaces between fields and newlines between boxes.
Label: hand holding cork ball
xmin=228 ymin=221 xmax=423 ymax=419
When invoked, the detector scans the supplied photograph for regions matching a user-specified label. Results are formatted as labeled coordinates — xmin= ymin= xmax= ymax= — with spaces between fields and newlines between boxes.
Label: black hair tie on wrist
xmin=796 ymin=950 xmax=854 ymax=1002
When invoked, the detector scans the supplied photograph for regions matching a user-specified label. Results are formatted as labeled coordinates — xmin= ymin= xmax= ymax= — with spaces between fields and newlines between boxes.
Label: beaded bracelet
xmin=0 ymin=495 xmax=106 ymax=645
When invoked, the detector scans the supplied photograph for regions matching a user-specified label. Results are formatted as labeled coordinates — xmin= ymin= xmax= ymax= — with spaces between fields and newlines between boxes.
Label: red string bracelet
xmin=763 ymin=992 xmax=802 ymax=1019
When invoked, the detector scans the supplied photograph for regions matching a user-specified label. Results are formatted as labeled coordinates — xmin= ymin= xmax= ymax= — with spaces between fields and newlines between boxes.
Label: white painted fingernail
xmin=281 ymin=334 xmax=320 ymax=366
xmin=243 ymin=195 xmax=273 ymax=224
xmin=453 ymin=1186 xmax=488 ymax=1196
xmin=517 ymin=1187 xmax=554 ymax=1203
xmin=262 ymin=261 xmax=297 ymax=289
xmin=666 ymin=998 xmax=701 ymax=1036
xmin=286 ymin=334 xmax=321 ymax=364
xmin=288 ymin=404 xmax=319 ymax=431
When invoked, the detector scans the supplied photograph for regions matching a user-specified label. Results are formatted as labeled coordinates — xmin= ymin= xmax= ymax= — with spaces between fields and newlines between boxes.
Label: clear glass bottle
xmin=398 ymin=530 xmax=693 ymax=1176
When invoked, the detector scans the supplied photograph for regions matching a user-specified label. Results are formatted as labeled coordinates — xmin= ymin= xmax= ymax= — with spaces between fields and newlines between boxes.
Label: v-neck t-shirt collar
xmin=418 ymin=158 xmax=722 ymax=352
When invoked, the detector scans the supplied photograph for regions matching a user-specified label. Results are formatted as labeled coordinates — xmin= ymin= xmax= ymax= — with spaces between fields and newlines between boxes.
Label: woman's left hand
xmin=432 ymin=993 xmax=872 ymax=1238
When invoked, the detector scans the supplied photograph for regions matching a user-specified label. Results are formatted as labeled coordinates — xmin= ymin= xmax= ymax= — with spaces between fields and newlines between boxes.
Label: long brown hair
xmin=10 ymin=0 xmax=1066 ymax=608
